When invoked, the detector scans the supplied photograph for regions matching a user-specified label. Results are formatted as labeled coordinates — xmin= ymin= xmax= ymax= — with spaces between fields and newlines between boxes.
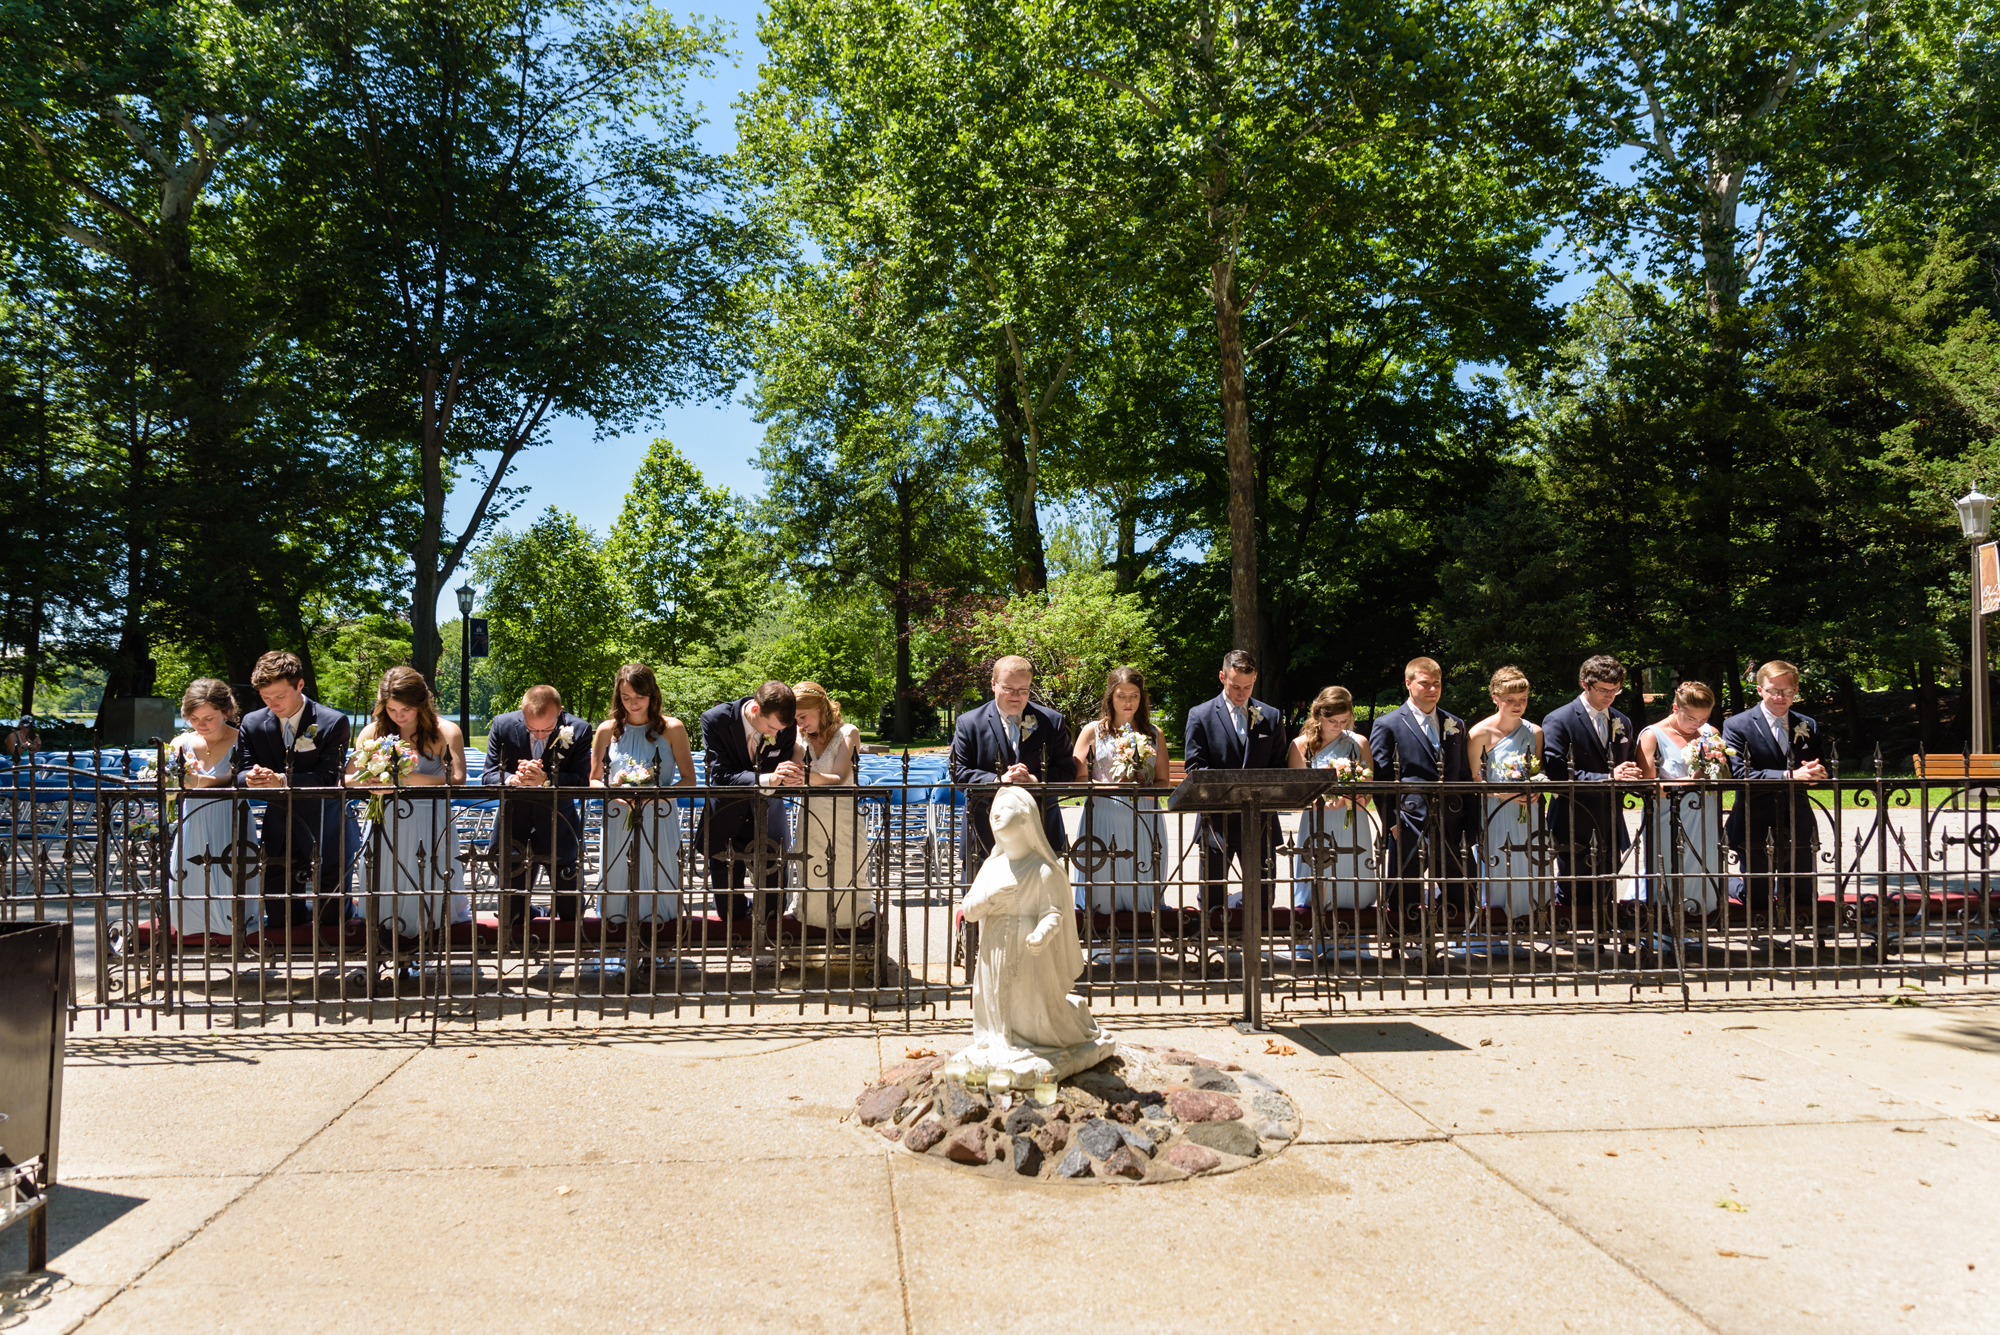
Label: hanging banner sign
xmin=1983 ymin=543 xmax=2000 ymax=616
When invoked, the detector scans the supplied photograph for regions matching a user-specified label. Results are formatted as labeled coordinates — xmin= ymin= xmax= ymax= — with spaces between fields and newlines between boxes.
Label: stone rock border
xmin=852 ymin=1043 xmax=1300 ymax=1183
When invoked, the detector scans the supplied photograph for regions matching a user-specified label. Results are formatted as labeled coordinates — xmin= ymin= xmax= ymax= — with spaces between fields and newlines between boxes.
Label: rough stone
xmin=896 ymin=1097 xmax=934 ymax=1127
xmin=1075 ymin=1117 xmax=1126 ymax=1160
xmin=1166 ymin=1142 xmax=1221 ymax=1173
xmin=1159 ymin=1048 xmax=1239 ymax=1071
xmin=935 ymin=1082 xmax=989 ymax=1128
xmin=944 ymin=1126 xmax=992 ymax=1164
xmin=903 ymin=1118 xmax=946 ymax=1154
xmin=1117 ymin=1125 xmax=1156 ymax=1157
xmin=1167 ymin=1089 xmax=1243 ymax=1123
xmin=1100 ymin=1145 xmax=1147 ymax=1180
xmin=1071 ymin=1068 xmax=1141 ymax=1105
xmin=1237 ymin=1069 xmax=1282 ymax=1094
xmin=1010 ymin=1136 xmax=1043 ymax=1176
xmin=1182 ymin=1120 xmax=1259 ymax=1158
xmin=1255 ymin=1120 xmax=1292 ymax=1143
xmin=1190 ymin=1065 xmax=1241 ymax=1093
xmin=1110 ymin=1101 xmax=1141 ymax=1124
xmin=1142 ymin=1103 xmax=1171 ymax=1122
xmin=1002 ymin=1104 xmax=1046 ymax=1136
xmin=1055 ymin=1146 xmax=1093 ymax=1179
xmin=878 ymin=1053 xmax=950 ymax=1087
xmin=878 ymin=1125 xmax=904 ymax=1142
xmin=856 ymin=1085 xmax=908 ymax=1127
xmin=1032 ymin=1122 xmax=1070 ymax=1156
xmin=1249 ymin=1092 xmax=1296 ymax=1124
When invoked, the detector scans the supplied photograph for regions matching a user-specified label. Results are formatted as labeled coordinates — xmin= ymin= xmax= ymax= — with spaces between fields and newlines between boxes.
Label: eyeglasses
xmin=1760 ymin=686 xmax=1800 ymax=700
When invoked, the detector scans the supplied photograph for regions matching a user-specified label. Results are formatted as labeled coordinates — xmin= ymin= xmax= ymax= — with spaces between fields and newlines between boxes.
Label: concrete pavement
xmin=4 ymin=991 xmax=1997 ymax=1333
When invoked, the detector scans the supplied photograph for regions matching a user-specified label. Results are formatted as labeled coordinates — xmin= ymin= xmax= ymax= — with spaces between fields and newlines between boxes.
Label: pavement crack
xmin=1452 ymin=1135 xmax=1726 ymax=1333
xmin=67 ymin=1042 xmax=426 ymax=1331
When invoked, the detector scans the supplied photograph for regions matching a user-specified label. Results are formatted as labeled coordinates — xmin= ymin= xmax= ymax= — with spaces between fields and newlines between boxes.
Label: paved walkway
xmin=4 ymin=990 xmax=1998 ymax=1333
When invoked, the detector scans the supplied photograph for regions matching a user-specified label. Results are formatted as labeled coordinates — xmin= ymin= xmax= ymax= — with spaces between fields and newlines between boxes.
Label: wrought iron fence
xmin=3 ymin=748 xmax=1995 ymax=1030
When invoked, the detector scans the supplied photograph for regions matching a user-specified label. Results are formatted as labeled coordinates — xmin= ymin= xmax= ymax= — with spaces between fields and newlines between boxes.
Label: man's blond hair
xmin=1405 ymin=656 xmax=1441 ymax=683
xmin=521 ymin=684 xmax=562 ymax=716
xmin=991 ymin=654 xmax=1033 ymax=681
xmin=1756 ymin=660 xmax=1800 ymax=688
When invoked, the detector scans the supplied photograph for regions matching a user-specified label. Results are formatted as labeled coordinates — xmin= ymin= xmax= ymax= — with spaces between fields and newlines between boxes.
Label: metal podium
xmin=1167 ymin=768 xmax=1357 ymax=1032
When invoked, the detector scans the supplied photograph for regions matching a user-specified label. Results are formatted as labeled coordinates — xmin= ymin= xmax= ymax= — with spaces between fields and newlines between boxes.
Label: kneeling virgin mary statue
xmin=953 ymin=785 xmax=1116 ymax=1086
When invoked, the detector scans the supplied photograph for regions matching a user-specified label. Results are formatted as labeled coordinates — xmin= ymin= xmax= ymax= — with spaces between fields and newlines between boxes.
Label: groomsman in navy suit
xmin=482 ymin=685 xmax=594 ymax=925
xmin=948 ymin=655 xmax=1074 ymax=879
xmin=697 ymin=681 xmax=802 ymax=922
xmin=1722 ymin=659 xmax=1825 ymax=913
xmin=1542 ymin=655 xmax=1643 ymax=908
xmin=1182 ymin=650 xmax=1287 ymax=911
xmin=1368 ymin=656 xmax=1475 ymax=923
xmin=232 ymin=651 xmax=354 ymax=928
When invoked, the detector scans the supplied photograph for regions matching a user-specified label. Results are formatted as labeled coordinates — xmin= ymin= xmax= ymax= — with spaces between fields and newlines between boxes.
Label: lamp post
xmin=1957 ymin=489 xmax=1993 ymax=753
xmin=455 ymin=582 xmax=476 ymax=744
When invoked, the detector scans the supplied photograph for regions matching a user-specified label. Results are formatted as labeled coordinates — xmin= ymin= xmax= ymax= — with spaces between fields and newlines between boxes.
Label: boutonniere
xmin=1791 ymin=720 xmax=1810 ymax=745
xmin=551 ymin=722 xmax=578 ymax=750
xmin=1019 ymin=713 xmax=1039 ymax=742
xmin=1441 ymin=717 xmax=1460 ymax=740
xmin=1611 ymin=719 xmax=1627 ymax=743
xmin=292 ymin=721 xmax=319 ymax=753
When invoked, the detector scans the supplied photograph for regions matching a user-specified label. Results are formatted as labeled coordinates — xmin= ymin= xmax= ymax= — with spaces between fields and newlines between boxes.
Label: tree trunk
xmin=1212 ymin=247 xmax=1258 ymax=655
xmin=18 ymin=593 xmax=42 ymax=717
xmin=994 ymin=346 xmax=1047 ymax=592
xmin=1915 ymin=659 xmax=1939 ymax=751
xmin=891 ymin=479 xmax=914 ymax=743
xmin=1838 ymin=672 xmax=1868 ymax=754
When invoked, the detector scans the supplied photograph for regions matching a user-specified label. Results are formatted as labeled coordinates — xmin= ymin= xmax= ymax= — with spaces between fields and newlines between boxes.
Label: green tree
xmin=971 ymin=571 xmax=1161 ymax=731
xmin=750 ymin=264 xmax=1000 ymax=741
xmin=474 ymin=508 xmax=621 ymax=721
xmin=301 ymin=0 xmax=769 ymax=679
xmin=604 ymin=438 xmax=762 ymax=667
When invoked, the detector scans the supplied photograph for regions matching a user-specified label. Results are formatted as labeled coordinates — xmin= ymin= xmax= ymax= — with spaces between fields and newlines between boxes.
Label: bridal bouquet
xmin=352 ymin=735 xmax=415 ymax=822
xmin=608 ymin=756 xmax=656 ymax=830
xmin=1490 ymin=750 xmax=1544 ymax=783
xmin=608 ymin=756 xmax=655 ymax=787
xmin=136 ymin=737 xmax=196 ymax=821
xmin=1322 ymin=755 xmax=1371 ymax=784
xmin=1108 ymin=727 xmax=1155 ymax=783
xmin=1684 ymin=730 xmax=1736 ymax=781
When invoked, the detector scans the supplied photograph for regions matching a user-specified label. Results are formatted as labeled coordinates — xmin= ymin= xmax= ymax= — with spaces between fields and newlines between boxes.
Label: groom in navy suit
xmin=948 ymin=654 xmax=1075 ymax=879
xmin=482 ymin=684 xmax=594 ymax=925
xmin=1722 ymin=660 xmax=1825 ymax=914
xmin=1368 ymin=656 xmax=1475 ymax=923
xmin=697 ymin=681 xmax=803 ymax=922
xmin=1542 ymin=655 xmax=1643 ymax=908
xmin=232 ymin=651 xmax=354 ymax=929
xmin=1183 ymin=650 xmax=1287 ymax=911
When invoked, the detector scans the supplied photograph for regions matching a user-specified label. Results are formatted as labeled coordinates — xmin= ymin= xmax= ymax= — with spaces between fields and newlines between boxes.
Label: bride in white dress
xmin=165 ymin=678 xmax=247 ymax=939
xmin=1637 ymin=679 xmax=1726 ymax=917
xmin=789 ymin=681 xmax=876 ymax=929
xmin=590 ymin=663 xmax=697 ymax=934
xmin=344 ymin=667 xmax=470 ymax=941
xmin=1466 ymin=666 xmax=1548 ymax=921
xmin=1068 ymin=667 xmax=1167 ymax=914
xmin=1286 ymin=685 xmax=1378 ymax=911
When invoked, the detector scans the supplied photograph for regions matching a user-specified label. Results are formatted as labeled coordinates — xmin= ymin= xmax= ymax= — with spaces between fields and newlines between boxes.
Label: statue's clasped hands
xmin=1025 ymin=914 xmax=1057 ymax=955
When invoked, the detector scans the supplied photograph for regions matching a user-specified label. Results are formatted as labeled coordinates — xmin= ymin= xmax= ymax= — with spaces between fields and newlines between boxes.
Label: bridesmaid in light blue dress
xmin=1287 ymin=686 xmax=1378 ymax=911
xmin=345 ymin=668 xmax=470 ymax=940
xmin=1637 ymin=680 xmax=1724 ymax=917
xmin=591 ymin=663 xmax=697 ymax=933
xmin=1468 ymin=667 xmax=1547 ymax=921
xmin=166 ymin=679 xmax=247 ymax=939
xmin=1069 ymin=668 xmax=1167 ymax=913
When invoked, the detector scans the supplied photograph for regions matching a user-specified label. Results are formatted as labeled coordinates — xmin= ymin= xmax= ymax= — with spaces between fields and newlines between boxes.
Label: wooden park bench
xmin=1913 ymin=754 xmax=2000 ymax=779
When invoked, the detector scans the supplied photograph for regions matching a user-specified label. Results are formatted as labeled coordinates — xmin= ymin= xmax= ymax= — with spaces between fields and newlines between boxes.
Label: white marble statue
xmin=951 ymin=785 xmax=1115 ymax=1087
